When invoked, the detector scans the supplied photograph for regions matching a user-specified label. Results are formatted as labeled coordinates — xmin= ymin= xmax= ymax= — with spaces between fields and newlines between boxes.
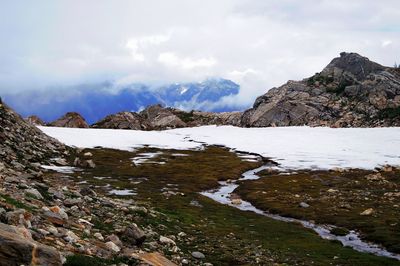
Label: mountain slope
xmin=0 ymin=99 xmax=66 ymax=172
xmin=242 ymin=52 xmax=400 ymax=127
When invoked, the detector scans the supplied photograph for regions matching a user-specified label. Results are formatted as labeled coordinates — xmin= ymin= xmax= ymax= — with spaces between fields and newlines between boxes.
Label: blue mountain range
xmin=2 ymin=78 xmax=243 ymax=124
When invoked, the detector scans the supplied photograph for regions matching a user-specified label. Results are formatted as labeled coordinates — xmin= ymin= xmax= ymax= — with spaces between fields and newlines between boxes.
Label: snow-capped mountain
xmin=2 ymin=78 xmax=242 ymax=124
xmin=155 ymin=78 xmax=240 ymax=110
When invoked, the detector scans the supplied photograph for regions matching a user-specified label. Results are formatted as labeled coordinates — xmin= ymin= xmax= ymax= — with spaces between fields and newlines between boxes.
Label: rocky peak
xmin=320 ymin=52 xmax=386 ymax=82
xmin=49 ymin=112 xmax=89 ymax=128
xmin=242 ymin=52 xmax=400 ymax=128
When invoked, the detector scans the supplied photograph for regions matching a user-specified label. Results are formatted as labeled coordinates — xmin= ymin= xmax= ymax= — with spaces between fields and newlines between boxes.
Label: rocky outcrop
xmin=29 ymin=106 xmax=242 ymax=130
xmin=242 ymin=52 xmax=400 ymax=127
xmin=90 ymin=105 xmax=242 ymax=130
xmin=26 ymin=115 xmax=45 ymax=126
xmin=140 ymin=104 xmax=186 ymax=130
xmin=172 ymin=109 xmax=242 ymax=127
xmin=49 ymin=112 xmax=89 ymax=128
xmin=91 ymin=111 xmax=150 ymax=130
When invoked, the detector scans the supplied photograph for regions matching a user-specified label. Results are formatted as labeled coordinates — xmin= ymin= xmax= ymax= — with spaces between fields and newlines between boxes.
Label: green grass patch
xmin=0 ymin=194 xmax=36 ymax=212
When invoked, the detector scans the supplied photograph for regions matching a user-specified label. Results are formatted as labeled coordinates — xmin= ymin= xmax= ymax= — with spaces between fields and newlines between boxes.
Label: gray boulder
xmin=0 ymin=223 xmax=62 ymax=266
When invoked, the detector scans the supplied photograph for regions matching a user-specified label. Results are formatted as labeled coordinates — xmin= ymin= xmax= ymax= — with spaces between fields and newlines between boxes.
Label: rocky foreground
xmin=27 ymin=52 xmax=400 ymax=130
xmin=0 ymin=102 xmax=183 ymax=265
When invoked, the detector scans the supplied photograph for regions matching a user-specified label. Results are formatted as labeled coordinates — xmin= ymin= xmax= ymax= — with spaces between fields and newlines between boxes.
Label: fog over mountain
xmin=2 ymin=78 xmax=242 ymax=124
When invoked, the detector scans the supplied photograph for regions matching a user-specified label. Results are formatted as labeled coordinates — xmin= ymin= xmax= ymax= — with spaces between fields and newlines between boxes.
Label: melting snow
xmin=109 ymin=189 xmax=136 ymax=196
xmin=132 ymin=152 xmax=163 ymax=165
xmin=41 ymin=165 xmax=79 ymax=174
xmin=40 ymin=125 xmax=400 ymax=170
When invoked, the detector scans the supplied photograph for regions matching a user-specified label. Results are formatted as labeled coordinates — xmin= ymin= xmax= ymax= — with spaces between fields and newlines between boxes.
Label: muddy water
xmin=201 ymin=165 xmax=400 ymax=261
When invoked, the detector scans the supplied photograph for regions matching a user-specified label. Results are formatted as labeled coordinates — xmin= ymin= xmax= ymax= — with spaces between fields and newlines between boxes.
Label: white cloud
xmin=125 ymin=40 xmax=145 ymax=62
xmin=158 ymin=52 xmax=216 ymax=69
xmin=125 ymin=33 xmax=171 ymax=62
xmin=0 ymin=0 xmax=399 ymax=108
xmin=381 ymin=40 xmax=393 ymax=47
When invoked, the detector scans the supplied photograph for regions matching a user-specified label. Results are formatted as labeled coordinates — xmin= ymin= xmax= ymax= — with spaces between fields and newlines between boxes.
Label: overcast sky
xmin=0 ymin=0 xmax=399 ymax=105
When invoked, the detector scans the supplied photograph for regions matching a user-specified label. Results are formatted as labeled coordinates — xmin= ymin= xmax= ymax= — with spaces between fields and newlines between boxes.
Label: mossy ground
xmin=70 ymin=146 xmax=400 ymax=265
xmin=236 ymin=169 xmax=400 ymax=254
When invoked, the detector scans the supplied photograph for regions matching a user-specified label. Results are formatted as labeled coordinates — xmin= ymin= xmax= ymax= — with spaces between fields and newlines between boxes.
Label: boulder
xmin=299 ymin=202 xmax=310 ymax=208
xmin=122 ymin=224 xmax=146 ymax=246
xmin=360 ymin=208 xmax=374 ymax=216
xmin=159 ymin=236 xmax=176 ymax=246
xmin=105 ymin=234 xmax=123 ymax=248
xmin=191 ymin=251 xmax=205 ymax=259
xmin=5 ymin=209 xmax=32 ymax=228
xmin=140 ymin=104 xmax=186 ymax=129
xmin=0 ymin=223 xmax=62 ymax=266
xmin=25 ymin=188 xmax=43 ymax=200
xmin=105 ymin=241 xmax=120 ymax=253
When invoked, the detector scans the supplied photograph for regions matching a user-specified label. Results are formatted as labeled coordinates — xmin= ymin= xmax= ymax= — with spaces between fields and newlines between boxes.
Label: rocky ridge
xmin=242 ymin=52 xmax=400 ymax=127
xmin=48 ymin=104 xmax=241 ymax=130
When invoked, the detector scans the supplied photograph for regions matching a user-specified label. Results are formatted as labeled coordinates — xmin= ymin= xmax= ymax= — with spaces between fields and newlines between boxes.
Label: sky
xmin=0 ymin=0 xmax=399 ymax=106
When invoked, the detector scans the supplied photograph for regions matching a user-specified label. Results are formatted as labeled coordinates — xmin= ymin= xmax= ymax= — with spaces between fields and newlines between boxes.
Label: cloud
xmin=125 ymin=33 xmax=171 ymax=62
xmin=381 ymin=40 xmax=393 ymax=47
xmin=0 ymin=0 xmax=399 ymax=108
xmin=158 ymin=52 xmax=217 ymax=69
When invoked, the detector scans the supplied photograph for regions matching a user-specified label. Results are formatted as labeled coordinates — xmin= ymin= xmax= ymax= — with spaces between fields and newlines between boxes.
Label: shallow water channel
xmin=201 ymin=165 xmax=400 ymax=261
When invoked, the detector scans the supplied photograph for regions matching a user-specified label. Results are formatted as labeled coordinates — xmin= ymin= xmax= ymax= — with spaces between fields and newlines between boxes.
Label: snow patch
xmin=40 ymin=125 xmax=400 ymax=170
xmin=109 ymin=189 xmax=136 ymax=196
xmin=41 ymin=165 xmax=79 ymax=174
xmin=132 ymin=152 xmax=163 ymax=165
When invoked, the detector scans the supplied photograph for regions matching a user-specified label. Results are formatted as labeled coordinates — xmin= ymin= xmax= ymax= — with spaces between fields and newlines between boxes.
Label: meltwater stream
xmin=201 ymin=165 xmax=400 ymax=261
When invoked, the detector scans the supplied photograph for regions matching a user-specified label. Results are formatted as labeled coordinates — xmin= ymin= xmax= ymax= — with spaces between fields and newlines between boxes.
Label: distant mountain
xmin=2 ymin=78 xmax=242 ymax=124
